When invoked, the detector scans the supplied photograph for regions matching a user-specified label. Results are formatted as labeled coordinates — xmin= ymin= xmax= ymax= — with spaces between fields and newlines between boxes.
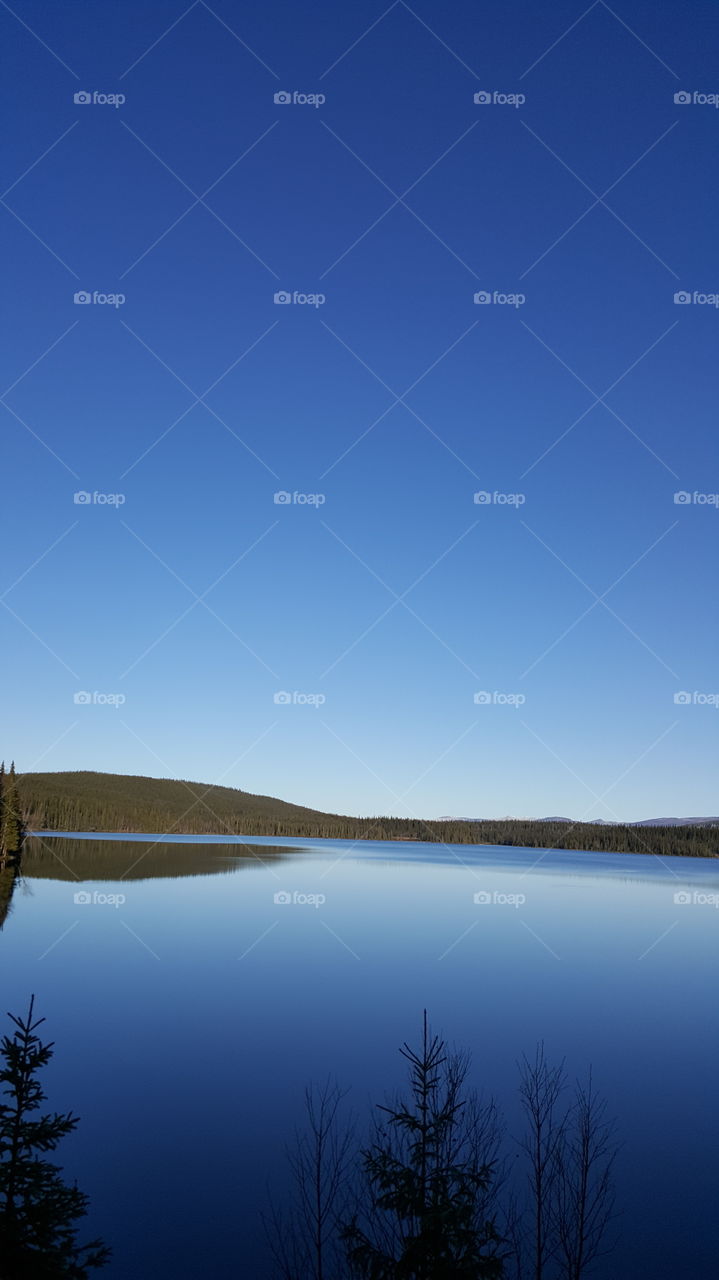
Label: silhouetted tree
xmin=515 ymin=1045 xmax=565 ymax=1280
xmin=0 ymin=996 xmax=109 ymax=1277
xmin=265 ymin=1079 xmax=355 ymax=1280
xmin=511 ymin=1049 xmax=617 ymax=1280
xmin=342 ymin=1013 xmax=506 ymax=1279
xmin=552 ymin=1072 xmax=617 ymax=1280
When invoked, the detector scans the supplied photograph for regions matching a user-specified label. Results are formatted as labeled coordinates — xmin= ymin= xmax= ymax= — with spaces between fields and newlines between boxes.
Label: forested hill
xmin=18 ymin=771 xmax=327 ymax=835
xmin=16 ymin=770 xmax=719 ymax=858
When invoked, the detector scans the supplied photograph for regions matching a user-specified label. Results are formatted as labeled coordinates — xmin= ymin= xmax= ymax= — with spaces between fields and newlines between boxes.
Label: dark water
xmin=2 ymin=833 xmax=718 ymax=1278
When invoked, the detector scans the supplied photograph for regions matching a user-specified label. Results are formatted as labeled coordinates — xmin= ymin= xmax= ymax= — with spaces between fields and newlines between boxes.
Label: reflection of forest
xmin=0 ymin=837 xmax=295 ymax=926
xmin=20 ymin=836 xmax=296 ymax=883
xmin=0 ymin=838 xmax=295 ymax=931
xmin=0 ymin=862 xmax=18 ymax=930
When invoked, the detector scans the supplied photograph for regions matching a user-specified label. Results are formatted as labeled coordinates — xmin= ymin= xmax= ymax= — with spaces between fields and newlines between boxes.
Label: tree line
xmin=0 ymin=1002 xmax=618 ymax=1279
xmin=266 ymin=1014 xmax=618 ymax=1280
xmin=15 ymin=771 xmax=719 ymax=858
xmin=0 ymin=764 xmax=25 ymax=864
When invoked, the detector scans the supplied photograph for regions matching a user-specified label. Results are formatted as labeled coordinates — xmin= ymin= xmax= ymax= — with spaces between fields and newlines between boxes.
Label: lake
xmin=2 ymin=832 xmax=718 ymax=1278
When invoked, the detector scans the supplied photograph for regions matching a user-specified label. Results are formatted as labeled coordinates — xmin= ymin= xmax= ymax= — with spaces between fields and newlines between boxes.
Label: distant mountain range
xmin=439 ymin=816 xmax=719 ymax=827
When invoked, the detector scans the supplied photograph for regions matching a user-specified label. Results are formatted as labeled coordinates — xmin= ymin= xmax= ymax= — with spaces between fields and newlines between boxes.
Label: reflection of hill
xmin=21 ymin=837 xmax=295 ymax=883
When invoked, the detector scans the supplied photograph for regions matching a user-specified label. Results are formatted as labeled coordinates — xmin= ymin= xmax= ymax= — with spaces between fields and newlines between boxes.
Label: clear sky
xmin=2 ymin=0 xmax=717 ymax=821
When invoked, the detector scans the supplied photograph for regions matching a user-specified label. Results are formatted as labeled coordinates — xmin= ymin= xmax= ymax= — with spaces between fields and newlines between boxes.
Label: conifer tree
xmin=0 ymin=996 xmax=109 ymax=1277
xmin=342 ymin=1013 xmax=505 ymax=1279
xmin=0 ymin=762 xmax=6 ymax=857
xmin=0 ymin=763 xmax=24 ymax=859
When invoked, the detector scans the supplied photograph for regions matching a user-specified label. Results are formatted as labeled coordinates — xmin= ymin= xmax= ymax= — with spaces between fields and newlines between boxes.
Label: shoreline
xmin=29 ymin=829 xmax=719 ymax=859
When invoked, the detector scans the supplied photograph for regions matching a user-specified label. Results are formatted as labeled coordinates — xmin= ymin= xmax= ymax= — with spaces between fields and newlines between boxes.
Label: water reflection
xmin=0 ymin=832 xmax=717 ymax=1279
xmin=20 ymin=835 xmax=296 ymax=883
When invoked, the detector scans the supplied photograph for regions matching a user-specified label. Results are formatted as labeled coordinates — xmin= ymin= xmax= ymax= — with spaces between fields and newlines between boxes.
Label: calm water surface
xmin=1 ymin=832 xmax=718 ymax=1278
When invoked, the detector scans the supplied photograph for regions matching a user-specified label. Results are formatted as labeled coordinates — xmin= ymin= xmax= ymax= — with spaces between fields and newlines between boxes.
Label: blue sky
xmin=2 ymin=0 xmax=717 ymax=820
